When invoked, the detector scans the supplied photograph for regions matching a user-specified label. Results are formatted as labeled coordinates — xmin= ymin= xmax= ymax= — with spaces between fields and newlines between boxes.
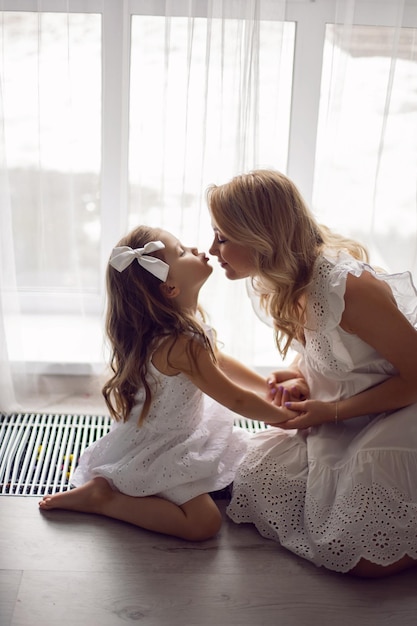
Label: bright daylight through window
xmin=1 ymin=0 xmax=417 ymax=374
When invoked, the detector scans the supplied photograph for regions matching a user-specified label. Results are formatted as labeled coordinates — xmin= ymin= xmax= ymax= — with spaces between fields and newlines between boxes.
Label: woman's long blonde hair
xmin=207 ymin=169 xmax=368 ymax=357
xmin=102 ymin=225 xmax=215 ymax=424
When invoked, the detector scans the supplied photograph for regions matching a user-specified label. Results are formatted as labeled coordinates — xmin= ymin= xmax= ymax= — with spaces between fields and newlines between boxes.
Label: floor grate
xmin=0 ymin=413 xmax=267 ymax=496
xmin=0 ymin=413 xmax=112 ymax=496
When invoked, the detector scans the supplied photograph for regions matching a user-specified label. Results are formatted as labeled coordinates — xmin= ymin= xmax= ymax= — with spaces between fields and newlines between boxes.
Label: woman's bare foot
xmin=38 ymin=476 xmax=114 ymax=515
xmin=349 ymin=554 xmax=417 ymax=578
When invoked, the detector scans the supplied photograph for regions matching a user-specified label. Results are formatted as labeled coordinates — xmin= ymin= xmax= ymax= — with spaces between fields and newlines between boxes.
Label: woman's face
xmin=209 ymin=224 xmax=256 ymax=280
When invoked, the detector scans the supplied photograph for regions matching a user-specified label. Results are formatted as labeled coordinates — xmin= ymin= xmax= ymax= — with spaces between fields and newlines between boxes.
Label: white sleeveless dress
xmin=72 ymin=338 xmax=250 ymax=505
xmin=227 ymin=251 xmax=417 ymax=572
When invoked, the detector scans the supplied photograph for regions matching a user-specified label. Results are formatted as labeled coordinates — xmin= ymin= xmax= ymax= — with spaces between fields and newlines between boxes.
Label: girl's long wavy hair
xmin=207 ymin=169 xmax=368 ymax=357
xmin=102 ymin=225 xmax=215 ymax=424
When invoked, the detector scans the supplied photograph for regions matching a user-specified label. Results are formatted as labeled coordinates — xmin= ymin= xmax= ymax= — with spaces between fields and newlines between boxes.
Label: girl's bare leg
xmin=349 ymin=555 xmax=417 ymax=578
xmin=39 ymin=477 xmax=222 ymax=541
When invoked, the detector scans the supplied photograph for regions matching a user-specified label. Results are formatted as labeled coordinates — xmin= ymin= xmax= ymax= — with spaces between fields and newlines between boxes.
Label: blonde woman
xmin=208 ymin=169 xmax=417 ymax=577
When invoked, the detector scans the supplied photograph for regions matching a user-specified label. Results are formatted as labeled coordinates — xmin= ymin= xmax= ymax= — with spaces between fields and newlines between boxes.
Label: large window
xmin=2 ymin=0 xmax=417 ymax=373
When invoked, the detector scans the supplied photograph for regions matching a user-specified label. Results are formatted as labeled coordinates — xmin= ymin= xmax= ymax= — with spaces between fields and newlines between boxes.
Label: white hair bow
xmin=109 ymin=241 xmax=169 ymax=282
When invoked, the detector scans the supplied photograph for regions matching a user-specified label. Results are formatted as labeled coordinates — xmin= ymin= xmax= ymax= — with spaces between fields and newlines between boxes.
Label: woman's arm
xmin=280 ymin=270 xmax=417 ymax=429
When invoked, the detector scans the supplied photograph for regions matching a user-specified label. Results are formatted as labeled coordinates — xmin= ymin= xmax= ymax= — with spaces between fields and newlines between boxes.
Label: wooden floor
xmin=1 ymin=495 xmax=417 ymax=626
xmin=2 ymin=381 xmax=417 ymax=625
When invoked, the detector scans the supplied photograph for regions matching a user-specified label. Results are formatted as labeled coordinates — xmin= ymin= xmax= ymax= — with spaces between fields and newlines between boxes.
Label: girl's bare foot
xmin=38 ymin=476 xmax=114 ymax=515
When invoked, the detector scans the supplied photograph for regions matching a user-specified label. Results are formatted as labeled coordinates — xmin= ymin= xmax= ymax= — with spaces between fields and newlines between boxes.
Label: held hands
xmin=265 ymin=372 xmax=338 ymax=429
xmin=267 ymin=399 xmax=337 ymax=430
xmin=265 ymin=370 xmax=311 ymax=428
xmin=267 ymin=370 xmax=309 ymax=405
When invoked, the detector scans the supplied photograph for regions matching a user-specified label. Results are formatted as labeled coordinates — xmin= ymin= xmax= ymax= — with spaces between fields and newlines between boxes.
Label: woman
xmin=207 ymin=169 xmax=417 ymax=577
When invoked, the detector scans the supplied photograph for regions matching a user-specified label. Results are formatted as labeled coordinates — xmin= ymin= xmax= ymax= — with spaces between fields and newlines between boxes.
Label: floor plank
xmin=0 ymin=570 xmax=22 ymax=626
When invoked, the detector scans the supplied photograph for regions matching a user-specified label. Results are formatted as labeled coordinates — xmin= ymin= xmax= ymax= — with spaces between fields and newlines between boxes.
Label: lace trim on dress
xmin=227 ymin=446 xmax=417 ymax=573
xmin=302 ymin=255 xmax=352 ymax=374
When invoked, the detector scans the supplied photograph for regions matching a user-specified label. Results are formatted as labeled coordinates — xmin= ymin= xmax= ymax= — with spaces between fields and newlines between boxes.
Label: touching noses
xmin=209 ymin=237 xmax=218 ymax=257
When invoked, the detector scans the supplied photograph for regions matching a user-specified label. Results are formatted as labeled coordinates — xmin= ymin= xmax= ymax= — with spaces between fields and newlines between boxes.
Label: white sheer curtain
xmin=1 ymin=0 xmax=417 ymax=414
xmin=313 ymin=0 xmax=417 ymax=277
xmin=1 ymin=6 xmax=104 ymax=413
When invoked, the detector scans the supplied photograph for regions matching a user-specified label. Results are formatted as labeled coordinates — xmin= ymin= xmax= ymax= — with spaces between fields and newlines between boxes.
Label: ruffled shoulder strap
xmin=305 ymin=251 xmax=417 ymax=371
xmin=307 ymin=252 xmax=350 ymax=332
xmin=305 ymin=252 xmax=374 ymax=371
xmin=311 ymin=251 xmax=417 ymax=328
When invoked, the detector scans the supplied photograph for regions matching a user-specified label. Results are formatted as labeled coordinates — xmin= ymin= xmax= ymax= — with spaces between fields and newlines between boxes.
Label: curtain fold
xmin=0 ymin=56 xmax=19 ymax=412
xmin=1 ymin=0 xmax=416 ymax=414
xmin=313 ymin=0 xmax=417 ymax=276
xmin=0 ymin=145 xmax=15 ymax=411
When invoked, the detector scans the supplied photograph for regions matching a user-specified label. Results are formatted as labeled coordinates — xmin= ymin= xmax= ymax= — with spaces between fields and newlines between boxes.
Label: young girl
xmin=39 ymin=225 xmax=293 ymax=541
xmin=207 ymin=169 xmax=417 ymax=577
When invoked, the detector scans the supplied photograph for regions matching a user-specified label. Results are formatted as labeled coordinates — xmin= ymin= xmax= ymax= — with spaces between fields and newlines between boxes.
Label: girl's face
xmin=160 ymin=230 xmax=212 ymax=294
xmin=209 ymin=225 xmax=256 ymax=280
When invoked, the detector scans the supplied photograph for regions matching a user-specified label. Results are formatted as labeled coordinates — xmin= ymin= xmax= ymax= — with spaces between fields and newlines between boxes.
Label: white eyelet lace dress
xmin=71 ymin=336 xmax=250 ymax=505
xmin=227 ymin=251 xmax=417 ymax=573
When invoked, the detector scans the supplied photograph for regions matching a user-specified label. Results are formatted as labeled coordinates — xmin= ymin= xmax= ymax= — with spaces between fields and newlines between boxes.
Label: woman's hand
xmin=267 ymin=399 xmax=336 ymax=430
xmin=267 ymin=370 xmax=309 ymax=405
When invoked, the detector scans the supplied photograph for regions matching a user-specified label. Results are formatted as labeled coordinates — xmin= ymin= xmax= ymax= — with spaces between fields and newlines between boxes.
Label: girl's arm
xmin=217 ymin=352 xmax=309 ymax=402
xmin=281 ymin=270 xmax=417 ymax=429
xmin=216 ymin=352 xmax=269 ymax=395
xmin=157 ymin=335 xmax=295 ymax=424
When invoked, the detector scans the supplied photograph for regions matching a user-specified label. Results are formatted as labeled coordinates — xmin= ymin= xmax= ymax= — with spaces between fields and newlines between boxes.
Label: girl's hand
xmin=268 ymin=399 xmax=336 ymax=430
xmin=270 ymin=401 xmax=302 ymax=425
xmin=262 ymin=388 xmax=302 ymax=427
xmin=267 ymin=376 xmax=309 ymax=405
